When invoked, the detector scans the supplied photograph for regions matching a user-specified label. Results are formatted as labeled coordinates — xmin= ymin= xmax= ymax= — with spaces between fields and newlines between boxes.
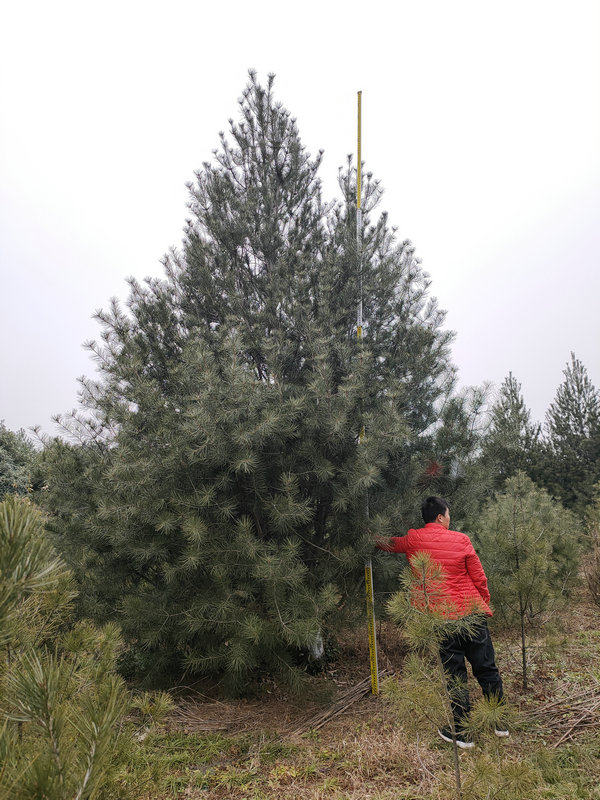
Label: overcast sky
xmin=1 ymin=0 xmax=599 ymax=437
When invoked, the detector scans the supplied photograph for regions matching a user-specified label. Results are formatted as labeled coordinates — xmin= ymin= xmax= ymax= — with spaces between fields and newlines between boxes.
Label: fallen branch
xmin=288 ymin=670 xmax=393 ymax=736
xmin=521 ymin=681 xmax=600 ymax=747
xmin=551 ymin=697 xmax=600 ymax=749
xmin=525 ymin=685 xmax=600 ymax=718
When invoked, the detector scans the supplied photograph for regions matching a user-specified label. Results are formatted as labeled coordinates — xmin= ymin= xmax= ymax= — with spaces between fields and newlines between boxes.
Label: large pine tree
xmin=39 ymin=72 xmax=465 ymax=690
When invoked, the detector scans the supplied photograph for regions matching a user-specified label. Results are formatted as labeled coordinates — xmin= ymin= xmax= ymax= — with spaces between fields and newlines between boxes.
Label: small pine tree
xmin=544 ymin=353 xmax=600 ymax=511
xmin=0 ymin=421 xmax=37 ymax=499
xmin=474 ymin=472 xmax=579 ymax=690
xmin=481 ymin=373 xmax=541 ymax=488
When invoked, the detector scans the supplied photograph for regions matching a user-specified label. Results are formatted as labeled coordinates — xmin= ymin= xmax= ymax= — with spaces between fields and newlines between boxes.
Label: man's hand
xmin=367 ymin=527 xmax=395 ymax=551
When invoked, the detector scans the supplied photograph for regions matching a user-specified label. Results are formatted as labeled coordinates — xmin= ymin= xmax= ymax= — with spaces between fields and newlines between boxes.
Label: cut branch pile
xmin=167 ymin=701 xmax=250 ymax=733
xmin=525 ymin=683 xmax=600 ymax=747
xmin=287 ymin=669 xmax=393 ymax=737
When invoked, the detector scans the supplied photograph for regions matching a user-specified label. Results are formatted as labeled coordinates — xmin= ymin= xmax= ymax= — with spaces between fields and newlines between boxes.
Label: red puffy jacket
xmin=377 ymin=522 xmax=492 ymax=617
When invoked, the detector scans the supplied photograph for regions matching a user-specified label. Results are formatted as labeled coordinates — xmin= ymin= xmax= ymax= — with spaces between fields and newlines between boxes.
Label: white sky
xmin=1 ymin=0 xmax=599 ymax=436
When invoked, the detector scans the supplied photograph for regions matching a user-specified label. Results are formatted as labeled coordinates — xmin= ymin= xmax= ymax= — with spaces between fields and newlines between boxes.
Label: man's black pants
xmin=439 ymin=618 xmax=504 ymax=731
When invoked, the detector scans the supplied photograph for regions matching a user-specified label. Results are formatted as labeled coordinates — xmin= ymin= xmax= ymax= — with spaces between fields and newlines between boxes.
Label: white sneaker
xmin=438 ymin=727 xmax=475 ymax=749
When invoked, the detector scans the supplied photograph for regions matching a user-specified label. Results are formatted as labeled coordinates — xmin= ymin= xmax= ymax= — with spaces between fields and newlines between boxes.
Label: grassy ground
xmin=114 ymin=590 xmax=600 ymax=800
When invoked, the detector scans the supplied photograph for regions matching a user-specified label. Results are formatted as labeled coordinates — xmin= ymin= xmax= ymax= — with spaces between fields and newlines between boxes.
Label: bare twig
xmin=552 ymin=698 xmax=600 ymax=748
xmin=288 ymin=670 xmax=393 ymax=736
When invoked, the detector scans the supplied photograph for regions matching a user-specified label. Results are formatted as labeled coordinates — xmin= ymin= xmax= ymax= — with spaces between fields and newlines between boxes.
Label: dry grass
xmin=121 ymin=591 xmax=600 ymax=800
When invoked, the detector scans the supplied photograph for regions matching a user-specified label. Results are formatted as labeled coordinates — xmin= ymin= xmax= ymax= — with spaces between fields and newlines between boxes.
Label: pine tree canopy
xmin=38 ymin=72 xmax=468 ymax=691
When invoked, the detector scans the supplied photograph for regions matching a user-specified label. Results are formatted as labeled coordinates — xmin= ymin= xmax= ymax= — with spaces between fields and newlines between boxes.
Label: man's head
xmin=421 ymin=496 xmax=450 ymax=528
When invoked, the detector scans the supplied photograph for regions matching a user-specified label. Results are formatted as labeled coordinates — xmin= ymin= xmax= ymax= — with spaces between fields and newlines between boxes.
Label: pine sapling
xmin=0 ymin=496 xmax=129 ymax=800
xmin=475 ymin=472 xmax=579 ymax=691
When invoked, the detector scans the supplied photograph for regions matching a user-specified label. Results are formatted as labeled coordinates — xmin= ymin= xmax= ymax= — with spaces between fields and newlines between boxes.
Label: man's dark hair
xmin=421 ymin=496 xmax=449 ymax=524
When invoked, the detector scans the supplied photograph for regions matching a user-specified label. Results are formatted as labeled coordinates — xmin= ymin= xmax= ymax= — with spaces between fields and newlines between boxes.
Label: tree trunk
xmin=519 ymin=597 xmax=527 ymax=692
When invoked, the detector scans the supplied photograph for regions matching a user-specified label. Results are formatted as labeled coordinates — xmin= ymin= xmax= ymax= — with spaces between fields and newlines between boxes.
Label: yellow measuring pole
xmin=356 ymin=90 xmax=379 ymax=695
xmin=357 ymin=91 xmax=362 ymax=206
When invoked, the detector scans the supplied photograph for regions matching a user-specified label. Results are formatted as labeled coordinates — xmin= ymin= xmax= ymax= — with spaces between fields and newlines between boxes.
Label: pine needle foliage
xmin=37 ymin=71 xmax=471 ymax=691
xmin=0 ymin=496 xmax=128 ymax=800
xmin=0 ymin=495 xmax=71 ymax=647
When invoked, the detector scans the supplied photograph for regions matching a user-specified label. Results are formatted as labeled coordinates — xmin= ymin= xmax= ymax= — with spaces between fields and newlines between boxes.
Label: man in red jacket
xmin=377 ymin=496 xmax=507 ymax=748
